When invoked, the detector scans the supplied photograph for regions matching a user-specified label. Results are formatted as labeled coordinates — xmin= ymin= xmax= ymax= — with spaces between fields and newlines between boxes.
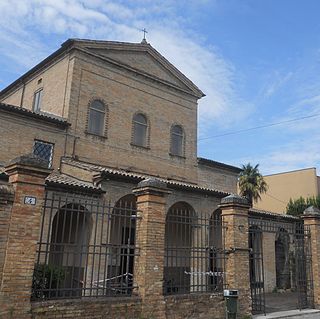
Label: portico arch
xmin=164 ymin=201 xmax=196 ymax=294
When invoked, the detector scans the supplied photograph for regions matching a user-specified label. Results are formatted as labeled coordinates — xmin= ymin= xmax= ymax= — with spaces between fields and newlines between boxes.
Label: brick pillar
xmin=0 ymin=155 xmax=51 ymax=319
xmin=132 ymin=178 xmax=171 ymax=319
xmin=219 ymin=194 xmax=251 ymax=317
xmin=0 ymin=183 xmax=14 ymax=286
xmin=302 ymin=206 xmax=320 ymax=308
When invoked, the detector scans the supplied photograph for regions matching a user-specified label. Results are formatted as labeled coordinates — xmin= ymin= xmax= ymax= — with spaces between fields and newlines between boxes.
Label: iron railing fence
xmin=248 ymin=217 xmax=314 ymax=315
xmin=295 ymin=224 xmax=314 ymax=310
xmin=163 ymin=208 xmax=227 ymax=295
xmin=32 ymin=191 xmax=139 ymax=300
xmin=249 ymin=226 xmax=265 ymax=314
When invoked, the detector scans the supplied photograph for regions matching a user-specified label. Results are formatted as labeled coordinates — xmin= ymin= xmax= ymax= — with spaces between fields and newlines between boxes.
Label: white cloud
xmin=261 ymin=70 xmax=293 ymax=98
xmin=254 ymin=137 xmax=320 ymax=174
xmin=238 ymin=66 xmax=320 ymax=175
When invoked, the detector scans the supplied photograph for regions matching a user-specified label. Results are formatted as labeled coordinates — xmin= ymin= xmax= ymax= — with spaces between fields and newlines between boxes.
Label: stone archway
xmin=275 ymin=228 xmax=290 ymax=290
xmin=49 ymin=203 xmax=92 ymax=297
xmin=108 ymin=194 xmax=137 ymax=294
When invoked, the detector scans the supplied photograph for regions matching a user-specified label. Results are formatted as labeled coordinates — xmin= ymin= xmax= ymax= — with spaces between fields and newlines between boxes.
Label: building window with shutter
xmin=170 ymin=125 xmax=184 ymax=157
xmin=87 ymin=100 xmax=106 ymax=136
xmin=132 ymin=113 xmax=148 ymax=147
xmin=33 ymin=89 xmax=43 ymax=112
xmin=33 ymin=140 xmax=54 ymax=168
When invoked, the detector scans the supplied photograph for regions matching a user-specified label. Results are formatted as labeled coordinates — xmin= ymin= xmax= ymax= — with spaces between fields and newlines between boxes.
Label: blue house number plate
xmin=24 ymin=196 xmax=37 ymax=205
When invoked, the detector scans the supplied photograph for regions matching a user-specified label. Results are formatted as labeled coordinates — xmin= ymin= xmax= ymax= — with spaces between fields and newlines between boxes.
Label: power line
xmin=265 ymin=192 xmax=288 ymax=205
xmin=198 ymin=113 xmax=320 ymax=141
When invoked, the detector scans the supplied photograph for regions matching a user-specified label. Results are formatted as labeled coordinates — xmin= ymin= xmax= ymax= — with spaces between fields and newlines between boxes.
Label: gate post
xmin=219 ymin=194 xmax=251 ymax=317
xmin=302 ymin=206 xmax=320 ymax=308
xmin=0 ymin=183 xmax=14 ymax=288
xmin=132 ymin=178 xmax=171 ymax=319
xmin=0 ymin=155 xmax=51 ymax=319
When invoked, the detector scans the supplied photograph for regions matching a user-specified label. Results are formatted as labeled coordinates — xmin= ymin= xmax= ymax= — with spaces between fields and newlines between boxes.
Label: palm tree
xmin=238 ymin=163 xmax=268 ymax=205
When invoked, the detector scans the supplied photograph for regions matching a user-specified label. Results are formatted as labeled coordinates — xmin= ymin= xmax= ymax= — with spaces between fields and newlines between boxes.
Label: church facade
xmin=0 ymin=39 xmax=318 ymax=319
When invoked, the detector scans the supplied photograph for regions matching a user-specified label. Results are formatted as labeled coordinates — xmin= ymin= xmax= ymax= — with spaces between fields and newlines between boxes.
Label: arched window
xmin=88 ymin=100 xmax=106 ymax=136
xmin=170 ymin=125 xmax=184 ymax=156
xmin=132 ymin=113 xmax=148 ymax=147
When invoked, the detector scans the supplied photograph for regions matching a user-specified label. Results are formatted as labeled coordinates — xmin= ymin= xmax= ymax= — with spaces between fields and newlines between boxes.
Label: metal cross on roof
xmin=141 ymin=28 xmax=148 ymax=43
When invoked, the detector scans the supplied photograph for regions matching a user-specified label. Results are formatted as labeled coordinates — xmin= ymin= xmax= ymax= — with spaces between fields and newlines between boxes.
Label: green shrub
xmin=286 ymin=195 xmax=320 ymax=216
xmin=32 ymin=263 xmax=65 ymax=299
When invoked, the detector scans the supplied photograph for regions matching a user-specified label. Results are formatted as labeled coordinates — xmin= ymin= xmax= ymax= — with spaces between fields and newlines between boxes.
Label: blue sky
xmin=0 ymin=0 xmax=319 ymax=175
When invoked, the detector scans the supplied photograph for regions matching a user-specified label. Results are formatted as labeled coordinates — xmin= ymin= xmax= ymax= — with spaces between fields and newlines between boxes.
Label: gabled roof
xmin=62 ymin=157 xmax=229 ymax=197
xmin=1 ymin=38 xmax=204 ymax=99
xmin=72 ymin=38 xmax=204 ymax=98
xmin=0 ymin=102 xmax=70 ymax=128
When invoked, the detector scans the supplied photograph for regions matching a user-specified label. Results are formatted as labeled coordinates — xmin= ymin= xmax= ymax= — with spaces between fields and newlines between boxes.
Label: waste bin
xmin=224 ymin=289 xmax=238 ymax=319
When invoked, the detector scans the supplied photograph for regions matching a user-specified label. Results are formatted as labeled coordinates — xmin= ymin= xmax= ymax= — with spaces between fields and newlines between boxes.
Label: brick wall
xmin=31 ymin=298 xmax=142 ymax=319
xmin=0 ymin=155 xmax=51 ymax=319
xmin=0 ymin=111 xmax=68 ymax=169
xmin=198 ymin=164 xmax=238 ymax=194
xmin=30 ymin=295 xmax=228 ymax=319
xmin=1 ymin=55 xmax=72 ymax=117
xmin=165 ymin=294 xmax=225 ymax=319
xmin=66 ymin=51 xmax=199 ymax=183
xmin=0 ymin=182 xmax=14 ymax=285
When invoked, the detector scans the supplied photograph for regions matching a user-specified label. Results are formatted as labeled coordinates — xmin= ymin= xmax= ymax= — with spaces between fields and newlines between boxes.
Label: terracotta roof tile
xmin=46 ymin=172 xmax=103 ymax=193
xmin=0 ymin=103 xmax=70 ymax=128
xmin=249 ymin=208 xmax=299 ymax=220
xmin=62 ymin=158 xmax=230 ymax=197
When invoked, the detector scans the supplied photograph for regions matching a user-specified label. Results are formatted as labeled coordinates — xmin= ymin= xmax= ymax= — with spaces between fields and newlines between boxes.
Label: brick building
xmin=0 ymin=39 xmax=318 ymax=318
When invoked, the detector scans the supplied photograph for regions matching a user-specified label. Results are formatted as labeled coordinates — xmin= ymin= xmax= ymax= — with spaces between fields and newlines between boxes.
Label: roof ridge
xmin=197 ymin=157 xmax=242 ymax=173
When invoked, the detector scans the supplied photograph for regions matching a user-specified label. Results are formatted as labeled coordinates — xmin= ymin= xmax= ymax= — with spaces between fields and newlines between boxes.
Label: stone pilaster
xmin=219 ymin=194 xmax=251 ymax=317
xmin=0 ymin=155 xmax=51 ymax=319
xmin=132 ymin=178 xmax=171 ymax=319
xmin=302 ymin=206 xmax=320 ymax=308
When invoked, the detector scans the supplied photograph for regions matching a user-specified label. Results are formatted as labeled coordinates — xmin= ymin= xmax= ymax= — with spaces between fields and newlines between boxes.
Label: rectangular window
xmin=33 ymin=89 xmax=43 ymax=112
xmin=33 ymin=140 xmax=54 ymax=168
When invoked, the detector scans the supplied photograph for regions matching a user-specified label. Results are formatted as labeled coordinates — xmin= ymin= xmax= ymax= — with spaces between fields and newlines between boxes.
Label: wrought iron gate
xmin=249 ymin=217 xmax=314 ymax=314
xmin=249 ymin=225 xmax=265 ymax=313
xmin=32 ymin=191 xmax=139 ymax=300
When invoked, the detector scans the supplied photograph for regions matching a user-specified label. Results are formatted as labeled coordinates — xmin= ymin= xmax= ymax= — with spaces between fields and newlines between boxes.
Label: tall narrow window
xmin=132 ymin=113 xmax=148 ymax=147
xmin=33 ymin=89 xmax=43 ymax=112
xmin=33 ymin=140 xmax=54 ymax=168
xmin=88 ymin=100 xmax=106 ymax=136
xmin=170 ymin=125 xmax=184 ymax=156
